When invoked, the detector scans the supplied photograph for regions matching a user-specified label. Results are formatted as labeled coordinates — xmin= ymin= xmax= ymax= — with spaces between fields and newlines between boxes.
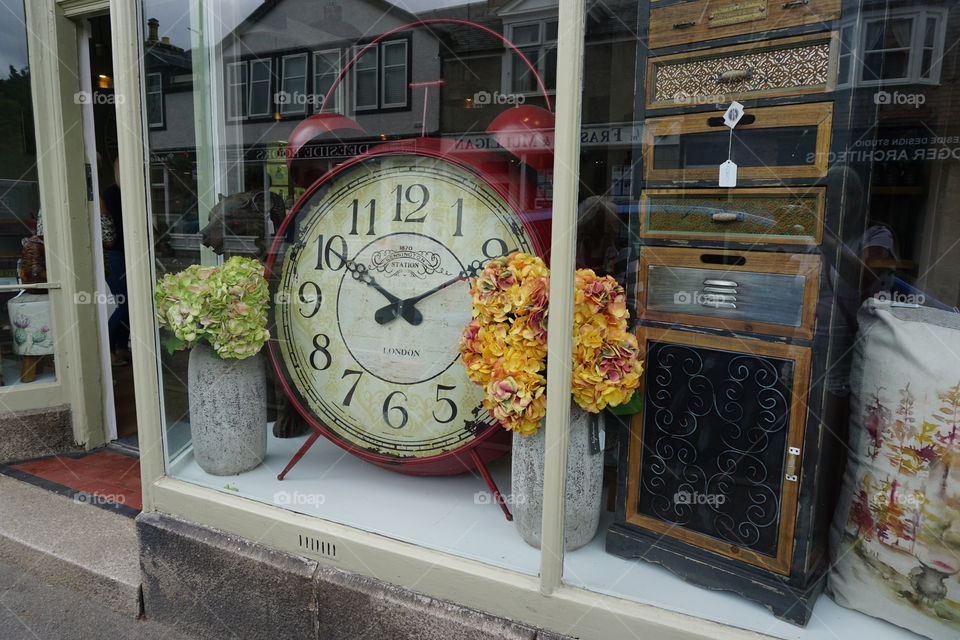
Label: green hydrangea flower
xmin=154 ymin=257 xmax=270 ymax=359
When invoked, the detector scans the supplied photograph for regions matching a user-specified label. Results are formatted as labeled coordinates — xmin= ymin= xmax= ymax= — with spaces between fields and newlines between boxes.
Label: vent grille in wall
xmin=299 ymin=534 xmax=336 ymax=559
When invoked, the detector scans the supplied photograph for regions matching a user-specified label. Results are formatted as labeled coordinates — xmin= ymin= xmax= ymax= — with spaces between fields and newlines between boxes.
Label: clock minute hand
xmin=331 ymin=247 xmax=424 ymax=325
xmin=374 ymin=274 xmax=467 ymax=325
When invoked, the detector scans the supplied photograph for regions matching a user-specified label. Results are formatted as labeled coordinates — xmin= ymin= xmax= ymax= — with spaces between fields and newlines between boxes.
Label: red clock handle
xmin=318 ymin=19 xmax=554 ymax=115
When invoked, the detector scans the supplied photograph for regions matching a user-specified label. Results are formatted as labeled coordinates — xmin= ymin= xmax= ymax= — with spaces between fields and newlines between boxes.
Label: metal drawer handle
xmin=703 ymin=286 xmax=738 ymax=295
xmin=672 ymin=20 xmax=696 ymax=29
xmin=781 ymin=0 xmax=809 ymax=8
xmin=711 ymin=212 xmax=743 ymax=223
xmin=702 ymin=301 xmax=737 ymax=309
xmin=703 ymin=279 xmax=738 ymax=288
xmin=716 ymin=68 xmax=753 ymax=83
xmin=701 ymin=294 xmax=737 ymax=303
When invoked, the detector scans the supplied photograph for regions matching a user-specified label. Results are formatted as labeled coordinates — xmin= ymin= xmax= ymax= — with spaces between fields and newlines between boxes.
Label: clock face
xmin=271 ymin=153 xmax=534 ymax=461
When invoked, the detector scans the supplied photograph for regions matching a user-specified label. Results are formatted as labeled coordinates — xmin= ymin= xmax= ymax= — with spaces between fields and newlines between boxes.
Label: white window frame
xmin=836 ymin=7 xmax=947 ymax=89
xmin=313 ymin=49 xmax=343 ymax=113
xmin=352 ymin=44 xmax=380 ymax=111
xmin=380 ymin=39 xmax=408 ymax=109
xmin=225 ymin=61 xmax=247 ymax=121
xmin=502 ymin=18 xmax=558 ymax=96
xmin=247 ymin=58 xmax=273 ymax=118
xmin=146 ymin=71 xmax=164 ymax=128
xmin=279 ymin=52 xmax=308 ymax=116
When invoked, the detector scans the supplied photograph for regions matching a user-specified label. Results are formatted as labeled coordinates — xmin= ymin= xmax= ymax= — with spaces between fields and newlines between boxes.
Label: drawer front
xmin=638 ymin=246 xmax=820 ymax=338
xmin=643 ymin=102 xmax=833 ymax=181
xmin=649 ymin=0 xmax=841 ymax=49
xmin=647 ymin=265 xmax=806 ymax=326
xmin=625 ymin=328 xmax=810 ymax=574
xmin=640 ymin=187 xmax=825 ymax=244
xmin=648 ymin=33 xmax=835 ymax=109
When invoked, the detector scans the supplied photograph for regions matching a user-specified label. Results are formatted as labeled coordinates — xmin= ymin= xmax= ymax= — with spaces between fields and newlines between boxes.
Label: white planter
xmin=188 ymin=342 xmax=267 ymax=475
xmin=511 ymin=402 xmax=604 ymax=551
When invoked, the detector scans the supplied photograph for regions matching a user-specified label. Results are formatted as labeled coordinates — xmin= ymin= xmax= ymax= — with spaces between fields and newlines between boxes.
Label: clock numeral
xmin=482 ymin=237 xmax=517 ymax=260
xmin=382 ymin=391 xmax=409 ymax=430
xmin=297 ymin=281 xmax=322 ymax=318
xmin=340 ymin=369 xmax=363 ymax=406
xmin=349 ymin=198 xmax=376 ymax=236
xmin=315 ymin=234 xmax=347 ymax=271
xmin=451 ymin=199 xmax=464 ymax=237
xmin=309 ymin=333 xmax=332 ymax=371
xmin=433 ymin=384 xmax=458 ymax=424
xmin=393 ymin=183 xmax=430 ymax=223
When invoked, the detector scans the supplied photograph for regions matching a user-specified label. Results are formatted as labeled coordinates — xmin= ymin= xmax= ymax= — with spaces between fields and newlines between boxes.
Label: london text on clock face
xmin=273 ymin=154 xmax=533 ymax=459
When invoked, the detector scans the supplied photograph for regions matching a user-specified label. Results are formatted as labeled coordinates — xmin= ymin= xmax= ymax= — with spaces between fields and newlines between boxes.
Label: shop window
xmin=313 ymin=49 xmax=342 ymax=113
xmin=146 ymin=71 xmax=164 ymax=128
xmin=504 ymin=19 xmax=557 ymax=95
xmin=248 ymin=59 xmax=273 ymax=118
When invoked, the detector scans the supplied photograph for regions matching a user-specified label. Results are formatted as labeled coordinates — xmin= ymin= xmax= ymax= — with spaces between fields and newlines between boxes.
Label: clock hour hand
xmin=374 ymin=274 xmax=468 ymax=325
xmin=332 ymin=248 xmax=424 ymax=325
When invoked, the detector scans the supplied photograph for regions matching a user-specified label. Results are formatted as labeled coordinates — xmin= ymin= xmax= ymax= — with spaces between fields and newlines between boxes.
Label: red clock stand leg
xmin=277 ymin=429 xmax=321 ymax=481
xmin=468 ymin=449 xmax=513 ymax=521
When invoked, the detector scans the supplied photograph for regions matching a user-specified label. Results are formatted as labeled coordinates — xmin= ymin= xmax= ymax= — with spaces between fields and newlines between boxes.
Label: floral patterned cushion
xmin=8 ymin=292 xmax=54 ymax=356
xmin=829 ymin=299 xmax=960 ymax=639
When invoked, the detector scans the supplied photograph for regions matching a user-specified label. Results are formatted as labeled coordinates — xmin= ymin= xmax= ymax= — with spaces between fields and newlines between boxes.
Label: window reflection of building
xmin=838 ymin=7 xmax=947 ymax=88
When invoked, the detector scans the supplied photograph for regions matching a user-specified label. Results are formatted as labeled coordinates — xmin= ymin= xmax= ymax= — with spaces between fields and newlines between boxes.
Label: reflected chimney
xmin=147 ymin=18 xmax=159 ymax=43
xmin=323 ymin=3 xmax=342 ymax=22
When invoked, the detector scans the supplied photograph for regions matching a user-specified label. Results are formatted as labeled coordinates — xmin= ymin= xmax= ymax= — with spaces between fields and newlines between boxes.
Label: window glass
xmin=563 ymin=2 xmax=960 ymax=639
xmin=0 ymin=0 xmax=57 ymax=386
xmin=313 ymin=50 xmax=341 ymax=113
xmin=146 ymin=72 xmax=164 ymax=127
xmin=143 ymin=0 xmax=557 ymax=578
xmin=354 ymin=46 xmax=378 ymax=110
xmin=248 ymin=59 xmax=272 ymax=117
xmin=280 ymin=54 xmax=307 ymax=115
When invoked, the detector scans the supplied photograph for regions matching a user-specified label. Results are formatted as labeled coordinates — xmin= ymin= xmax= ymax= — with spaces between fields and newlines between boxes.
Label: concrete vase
xmin=511 ymin=401 xmax=603 ymax=551
xmin=188 ymin=342 xmax=267 ymax=475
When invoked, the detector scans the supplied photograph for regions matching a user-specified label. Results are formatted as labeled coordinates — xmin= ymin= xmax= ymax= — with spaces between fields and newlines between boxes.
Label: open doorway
xmin=80 ymin=15 xmax=138 ymax=452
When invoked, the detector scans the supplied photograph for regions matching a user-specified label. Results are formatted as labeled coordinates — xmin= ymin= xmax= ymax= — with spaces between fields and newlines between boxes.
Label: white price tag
xmin=723 ymin=101 xmax=745 ymax=129
xmin=598 ymin=426 xmax=606 ymax=452
xmin=719 ymin=160 xmax=738 ymax=187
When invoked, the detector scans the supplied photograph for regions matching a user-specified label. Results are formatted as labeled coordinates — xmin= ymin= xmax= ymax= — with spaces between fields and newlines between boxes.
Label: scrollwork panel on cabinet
xmin=625 ymin=329 xmax=810 ymax=575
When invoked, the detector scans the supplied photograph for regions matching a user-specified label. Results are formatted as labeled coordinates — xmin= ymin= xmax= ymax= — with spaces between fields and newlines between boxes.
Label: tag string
xmin=727 ymin=126 xmax=734 ymax=162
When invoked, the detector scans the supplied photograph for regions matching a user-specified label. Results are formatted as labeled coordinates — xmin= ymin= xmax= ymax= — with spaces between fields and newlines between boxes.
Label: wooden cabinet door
xmin=625 ymin=328 xmax=810 ymax=574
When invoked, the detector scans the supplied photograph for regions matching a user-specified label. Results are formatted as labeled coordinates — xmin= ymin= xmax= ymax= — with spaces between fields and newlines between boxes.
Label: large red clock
xmin=265 ymin=21 xmax=553 ymax=518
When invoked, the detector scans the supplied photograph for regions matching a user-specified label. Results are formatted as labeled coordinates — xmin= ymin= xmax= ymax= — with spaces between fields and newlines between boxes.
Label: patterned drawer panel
xmin=637 ymin=246 xmax=820 ymax=339
xmin=648 ymin=33 xmax=835 ymax=109
xmin=649 ymin=0 xmax=841 ymax=49
xmin=625 ymin=328 xmax=811 ymax=575
xmin=640 ymin=187 xmax=825 ymax=244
